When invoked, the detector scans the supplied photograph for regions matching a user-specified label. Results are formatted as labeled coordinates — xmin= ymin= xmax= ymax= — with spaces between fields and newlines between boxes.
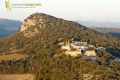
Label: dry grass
xmin=0 ymin=53 xmax=28 ymax=61
xmin=0 ymin=74 xmax=35 ymax=80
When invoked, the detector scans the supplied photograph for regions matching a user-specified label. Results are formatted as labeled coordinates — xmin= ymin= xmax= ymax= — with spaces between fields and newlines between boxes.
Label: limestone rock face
xmin=20 ymin=19 xmax=35 ymax=32
xmin=20 ymin=13 xmax=46 ymax=37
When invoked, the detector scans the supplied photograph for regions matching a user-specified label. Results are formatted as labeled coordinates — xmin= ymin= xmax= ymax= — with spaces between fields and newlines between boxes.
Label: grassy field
xmin=0 ymin=53 xmax=28 ymax=61
xmin=0 ymin=74 xmax=34 ymax=80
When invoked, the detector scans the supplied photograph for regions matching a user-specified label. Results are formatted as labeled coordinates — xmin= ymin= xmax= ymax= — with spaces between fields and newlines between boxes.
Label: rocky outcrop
xmin=20 ymin=12 xmax=46 ymax=37
xmin=20 ymin=19 xmax=35 ymax=32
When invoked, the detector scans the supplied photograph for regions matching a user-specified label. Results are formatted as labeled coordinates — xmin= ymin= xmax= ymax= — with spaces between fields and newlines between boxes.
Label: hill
xmin=108 ymin=32 xmax=120 ymax=38
xmin=76 ymin=20 xmax=120 ymax=38
xmin=91 ymin=27 xmax=120 ymax=38
xmin=0 ymin=13 xmax=120 ymax=56
xmin=76 ymin=20 xmax=120 ymax=28
xmin=0 ymin=19 xmax=22 ymax=37
xmin=0 ymin=13 xmax=120 ymax=79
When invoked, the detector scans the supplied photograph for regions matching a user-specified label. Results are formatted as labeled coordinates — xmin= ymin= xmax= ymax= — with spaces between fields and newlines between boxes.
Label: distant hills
xmin=76 ymin=20 xmax=120 ymax=38
xmin=0 ymin=19 xmax=22 ymax=37
xmin=90 ymin=27 xmax=120 ymax=38
xmin=76 ymin=20 xmax=120 ymax=28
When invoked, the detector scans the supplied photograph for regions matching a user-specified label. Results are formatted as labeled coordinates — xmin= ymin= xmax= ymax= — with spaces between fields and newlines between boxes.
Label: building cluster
xmin=60 ymin=41 xmax=106 ymax=57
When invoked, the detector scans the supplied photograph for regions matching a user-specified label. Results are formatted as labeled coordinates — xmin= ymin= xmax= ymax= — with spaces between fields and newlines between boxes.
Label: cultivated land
xmin=0 ymin=74 xmax=34 ymax=80
xmin=0 ymin=53 xmax=28 ymax=61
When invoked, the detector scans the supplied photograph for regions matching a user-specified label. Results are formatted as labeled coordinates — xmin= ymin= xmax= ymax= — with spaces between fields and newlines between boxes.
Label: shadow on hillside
xmin=108 ymin=32 xmax=120 ymax=39
xmin=106 ymin=48 xmax=120 ymax=57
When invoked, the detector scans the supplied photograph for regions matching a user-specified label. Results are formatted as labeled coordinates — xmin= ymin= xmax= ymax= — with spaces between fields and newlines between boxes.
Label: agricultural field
xmin=0 ymin=74 xmax=34 ymax=80
xmin=0 ymin=53 xmax=28 ymax=61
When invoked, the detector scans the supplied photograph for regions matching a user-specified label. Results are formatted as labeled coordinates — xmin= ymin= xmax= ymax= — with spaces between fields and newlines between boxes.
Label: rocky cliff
xmin=20 ymin=12 xmax=46 ymax=37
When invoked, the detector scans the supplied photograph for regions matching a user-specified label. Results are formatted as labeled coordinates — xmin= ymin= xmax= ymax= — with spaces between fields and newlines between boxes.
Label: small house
xmin=85 ymin=50 xmax=96 ymax=56
xmin=61 ymin=45 xmax=70 ymax=51
xmin=65 ymin=51 xmax=81 ymax=57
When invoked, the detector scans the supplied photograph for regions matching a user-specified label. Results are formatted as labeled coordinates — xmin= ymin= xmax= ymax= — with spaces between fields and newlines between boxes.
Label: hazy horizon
xmin=0 ymin=0 xmax=120 ymax=22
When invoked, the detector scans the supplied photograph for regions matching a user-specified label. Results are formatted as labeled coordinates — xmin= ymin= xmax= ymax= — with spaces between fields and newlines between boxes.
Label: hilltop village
xmin=59 ymin=41 xmax=120 ymax=62
xmin=59 ymin=41 xmax=107 ymax=60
